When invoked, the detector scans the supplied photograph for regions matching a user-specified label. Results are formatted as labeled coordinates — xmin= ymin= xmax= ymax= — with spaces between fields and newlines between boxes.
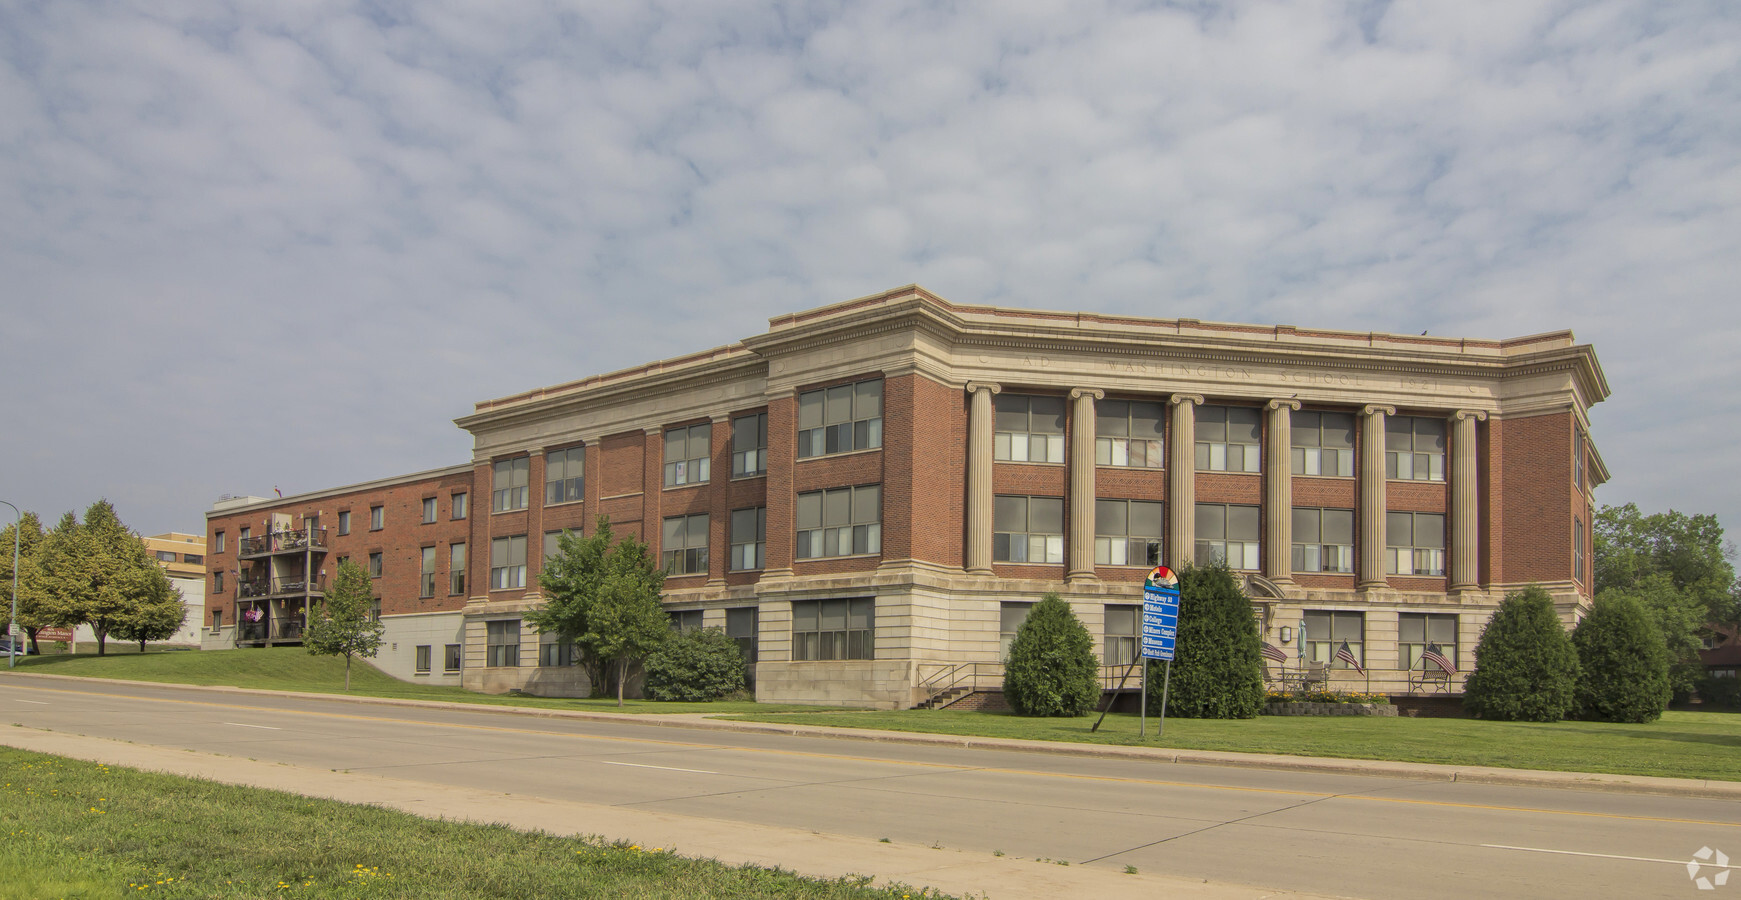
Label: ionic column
xmin=965 ymin=383 xmax=1001 ymax=575
xmin=1066 ymin=388 xmax=1103 ymax=582
xmin=1168 ymin=394 xmax=1204 ymax=568
xmin=1358 ymin=405 xmax=1395 ymax=592
xmin=1265 ymin=399 xmax=1301 ymax=583
xmin=1450 ymin=410 xmax=1486 ymax=591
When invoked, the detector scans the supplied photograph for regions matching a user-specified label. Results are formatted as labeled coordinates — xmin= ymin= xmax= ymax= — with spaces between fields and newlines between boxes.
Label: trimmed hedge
xmin=1464 ymin=586 xmax=1579 ymax=722
xmin=1002 ymin=594 xmax=1100 ymax=717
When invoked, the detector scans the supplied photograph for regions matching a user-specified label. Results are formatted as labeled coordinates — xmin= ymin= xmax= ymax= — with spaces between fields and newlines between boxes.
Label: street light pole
xmin=1 ymin=500 xmax=18 ymax=669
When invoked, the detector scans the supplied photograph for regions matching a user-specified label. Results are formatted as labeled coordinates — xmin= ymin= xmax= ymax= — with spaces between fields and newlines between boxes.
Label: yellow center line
xmin=4 ymin=681 xmax=1737 ymax=829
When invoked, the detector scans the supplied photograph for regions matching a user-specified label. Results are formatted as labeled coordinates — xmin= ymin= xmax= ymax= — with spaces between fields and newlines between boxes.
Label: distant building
xmin=207 ymin=285 xmax=1609 ymax=705
xmin=1702 ymin=624 xmax=1740 ymax=680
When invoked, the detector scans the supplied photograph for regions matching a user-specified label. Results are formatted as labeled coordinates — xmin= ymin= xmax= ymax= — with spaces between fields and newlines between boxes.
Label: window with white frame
xmin=486 ymin=619 xmax=519 ymax=667
xmin=449 ymin=542 xmax=466 ymax=595
xmin=1095 ymin=399 xmax=1165 ymax=468
xmin=730 ymin=507 xmax=766 ymax=571
xmin=1386 ymin=511 xmax=1445 ymax=576
xmin=995 ymin=394 xmax=1066 ymax=463
xmin=664 ymin=424 xmax=711 ymax=487
xmin=490 ymin=535 xmax=527 ymax=589
xmin=1386 ymin=416 xmax=1446 ymax=481
xmin=1291 ymin=411 xmax=1355 ymax=477
xmin=1292 ymin=507 xmax=1354 ymax=573
xmin=732 ymin=413 xmax=768 ymax=477
xmin=546 ymin=446 xmax=585 ymax=505
xmin=1196 ymin=503 xmax=1260 ymax=569
xmin=1195 ymin=406 xmax=1262 ymax=473
xmin=993 ymin=496 xmax=1064 ymax=564
xmin=1095 ymin=499 xmax=1164 ymax=567
xmin=798 ymin=380 xmax=882 ymax=458
xmin=492 ymin=457 xmax=530 ymax=511
xmin=1104 ymin=605 xmax=1138 ymax=667
xmin=1400 ymin=613 xmax=1458 ymax=671
xmin=791 ymin=598 xmax=874 ymax=660
xmin=419 ymin=546 xmax=436 ymax=597
xmin=999 ymin=601 xmax=1034 ymax=660
xmin=1303 ymin=610 xmax=1364 ymax=669
xmin=661 ymin=514 xmax=709 ymax=576
xmin=795 ymin=485 xmax=881 ymax=559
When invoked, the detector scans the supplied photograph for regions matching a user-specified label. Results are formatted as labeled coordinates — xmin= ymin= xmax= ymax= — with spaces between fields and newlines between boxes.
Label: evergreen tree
xmin=1002 ymin=594 xmax=1100 ymax=717
xmin=1463 ymin=586 xmax=1580 ymax=721
xmin=644 ymin=627 xmax=745 ymax=701
xmin=305 ymin=559 xmax=385 ymax=690
xmin=1148 ymin=562 xmax=1265 ymax=719
xmin=1572 ymin=593 xmax=1671 ymax=723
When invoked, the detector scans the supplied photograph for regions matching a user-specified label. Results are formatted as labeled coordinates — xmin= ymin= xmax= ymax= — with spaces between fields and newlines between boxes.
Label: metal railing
xmin=238 ymin=528 xmax=329 ymax=556
xmin=237 ymin=575 xmax=325 ymax=599
xmin=915 ymin=661 xmax=1152 ymax=709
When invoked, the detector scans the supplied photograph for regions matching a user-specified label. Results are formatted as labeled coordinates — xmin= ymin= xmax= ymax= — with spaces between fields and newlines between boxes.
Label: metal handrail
xmin=238 ymin=528 xmax=330 ymax=556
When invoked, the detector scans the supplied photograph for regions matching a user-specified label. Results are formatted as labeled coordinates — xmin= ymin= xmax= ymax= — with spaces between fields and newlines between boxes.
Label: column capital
xmin=1068 ymin=387 xmax=1105 ymax=401
xmin=643 ymin=426 xmax=664 ymax=437
xmin=1451 ymin=409 xmax=1488 ymax=423
xmin=1266 ymin=398 xmax=1302 ymax=412
xmin=965 ymin=381 xmax=1002 ymax=396
xmin=709 ymin=413 xmax=731 ymax=425
xmin=1361 ymin=404 xmax=1396 ymax=418
xmin=1170 ymin=393 xmax=1205 ymax=407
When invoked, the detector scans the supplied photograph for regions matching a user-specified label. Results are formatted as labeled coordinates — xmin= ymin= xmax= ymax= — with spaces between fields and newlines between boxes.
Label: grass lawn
xmin=2 ymin=648 xmax=825 ymax=715
xmin=0 ymin=747 xmax=955 ymax=900
xmin=724 ymin=707 xmax=1741 ymax=782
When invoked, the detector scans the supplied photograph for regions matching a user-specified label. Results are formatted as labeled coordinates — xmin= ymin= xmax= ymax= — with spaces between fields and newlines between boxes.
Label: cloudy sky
xmin=2 ymin=1 xmax=1738 ymax=547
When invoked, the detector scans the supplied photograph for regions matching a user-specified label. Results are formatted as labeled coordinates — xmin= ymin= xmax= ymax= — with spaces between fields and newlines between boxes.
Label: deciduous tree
xmin=0 ymin=511 xmax=51 ymax=653
xmin=305 ymin=559 xmax=384 ymax=690
xmin=529 ymin=517 xmax=670 ymax=705
xmin=1595 ymin=503 xmax=1737 ymax=694
xmin=37 ymin=502 xmax=166 ymax=656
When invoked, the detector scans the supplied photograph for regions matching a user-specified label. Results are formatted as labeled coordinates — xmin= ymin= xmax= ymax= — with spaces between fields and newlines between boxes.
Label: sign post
xmin=1140 ymin=566 xmax=1181 ymax=739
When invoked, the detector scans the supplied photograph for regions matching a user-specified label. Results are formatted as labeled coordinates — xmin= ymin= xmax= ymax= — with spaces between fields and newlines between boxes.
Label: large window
xmin=995 ymin=394 xmax=1066 ymax=463
xmin=798 ymin=380 xmax=882 ymax=458
xmin=670 ymin=610 xmax=704 ymax=632
xmin=419 ymin=546 xmax=436 ymax=598
xmin=726 ymin=607 xmax=758 ymax=688
xmin=449 ymin=543 xmax=466 ymax=595
xmin=1195 ymin=406 xmax=1262 ymax=473
xmin=490 ymin=535 xmax=527 ymax=589
xmin=993 ymin=496 xmax=1064 ymax=564
xmin=1292 ymin=411 xmax=1355 ymax=477
xmin=795 ymin=485 xmax=881 ymax=559
xmin=1096 ymin=399 xmax=1165 ymax=468
xmin=1292 ymin=508 xmax=1354 ymax=574
xmin=792 ymin=598 xmax=874 ymax=661
xmin=493 ymin=457 xmax=530 ymax=511
xmin=486 ymin=619 xmax=519 ymax=668
xmin=1196 ymin=503 xmax=1260 ymax=570
xmin=1303 ymin=610 xmax=1364 ymax=669
xmin=732 ymin=414 xmax=768 ymax=477
xmin=730 ymin=507 xmax=766 ymax=571
xmin=546 ymin=446 xmax=585 ymax=505
xmin=1386 ymin=512 xmax=1445 ymax=576
xmin=662 ymin=514 xmax=709 ymax=576
xmin=999 ymin=602 xmax=1034 ymax=660
xmin=1400 ymin=613 xmax=1458 ymax=671
xmin=539 ymin=631 xmax=579 ymax=667
xmin=664 ymin=424 xmax=711 ymax=487
xmin=1104 ymin=605 xmax=1138 ymax=667
xmin=1095 ymin=499 xmax=1164 ymax=567
xmin=1386 ymin=416 xmax=1446 ymax=481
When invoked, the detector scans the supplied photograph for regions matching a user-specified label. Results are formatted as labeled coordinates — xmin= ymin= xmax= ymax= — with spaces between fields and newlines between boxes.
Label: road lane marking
xmin=7 ymin=681 xmax=1739 ymax=830
xmin=1484 ymin=844 xmax=1740 ymax=869
xmin=223 ymin=723 xmax=281 ymax=730
xmin=602 ymin=761 xmax=719 ymax=775
xmin=13 ymin=699 xmax=48 ymax=704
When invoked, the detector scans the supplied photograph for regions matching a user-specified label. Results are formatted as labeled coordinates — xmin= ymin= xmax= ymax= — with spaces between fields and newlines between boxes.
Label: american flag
xmin=1261 ymin=642 xmax=1287 ymax=663
xmin=1334 ymin=640 xmax=1364 ymax=674
xmin=1422 ymin=643 xmax=1456 ymax=674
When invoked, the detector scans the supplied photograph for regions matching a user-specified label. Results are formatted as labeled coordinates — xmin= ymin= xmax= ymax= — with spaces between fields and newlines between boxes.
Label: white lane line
xmin=223 ymin=722 xmax=282 ymax=730
xmin=13 ymin=699 xmax=49 ymax=704
xmin=1483 ymin=844 xmax=1737 ymax=868
xmin=601 ymin=761 xmax=719 ymax=775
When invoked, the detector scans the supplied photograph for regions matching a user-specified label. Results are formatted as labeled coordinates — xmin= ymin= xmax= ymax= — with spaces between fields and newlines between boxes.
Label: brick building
xmin=208 ymin=286 xmax=1608 ymax=705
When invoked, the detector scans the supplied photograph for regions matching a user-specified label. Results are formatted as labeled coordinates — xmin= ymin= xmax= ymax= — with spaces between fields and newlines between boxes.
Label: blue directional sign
xmin=1141 ymin=565 xmax=1182 ymax=661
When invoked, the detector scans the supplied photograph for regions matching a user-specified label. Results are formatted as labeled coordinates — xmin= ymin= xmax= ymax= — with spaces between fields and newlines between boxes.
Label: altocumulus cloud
xmin=0 ymin=0 xmax=1737 ymax=538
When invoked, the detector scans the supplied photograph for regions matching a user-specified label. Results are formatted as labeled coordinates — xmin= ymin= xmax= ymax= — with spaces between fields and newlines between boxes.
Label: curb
xmin=4 ymin=670 xmax=1735 ymax=800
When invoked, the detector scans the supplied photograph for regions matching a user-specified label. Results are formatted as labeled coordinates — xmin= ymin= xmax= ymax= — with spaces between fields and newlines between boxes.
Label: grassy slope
xmin=0 ymin=747 xmax=956 ymax=900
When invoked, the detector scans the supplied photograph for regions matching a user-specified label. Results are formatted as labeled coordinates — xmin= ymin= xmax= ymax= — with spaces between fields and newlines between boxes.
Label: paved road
xmin=2 ymin=677 xmax=1737 ymax=899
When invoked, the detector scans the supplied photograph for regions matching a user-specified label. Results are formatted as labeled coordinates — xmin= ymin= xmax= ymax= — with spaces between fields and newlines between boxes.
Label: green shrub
xmin=642 ymin=627 xmax=745 ymax=702
xmin=1148 ymin=562 xmax=1265 ymax=719
xmin=1697 ymin=675 xmax=1741 ymax=710
xmin=1002 ymin=594 xmax=1100 ymax=717
xmin=1572 ymin=593 xmax=1671 ymax=722
xmin=1464 ymin=586 xmax=1580 ymax=721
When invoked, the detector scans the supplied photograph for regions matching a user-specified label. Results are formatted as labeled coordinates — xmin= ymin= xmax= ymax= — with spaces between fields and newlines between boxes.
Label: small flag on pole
xmin=1422 ymin=643 xmax=1456 ymax=674
xmin=274 ymin=486 xmax=283 ymax=498
xmin=1261 ymin=642 xmax=1287 ymax=663
xmin=1334 ymin=640 xmax=1364 ymax=674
